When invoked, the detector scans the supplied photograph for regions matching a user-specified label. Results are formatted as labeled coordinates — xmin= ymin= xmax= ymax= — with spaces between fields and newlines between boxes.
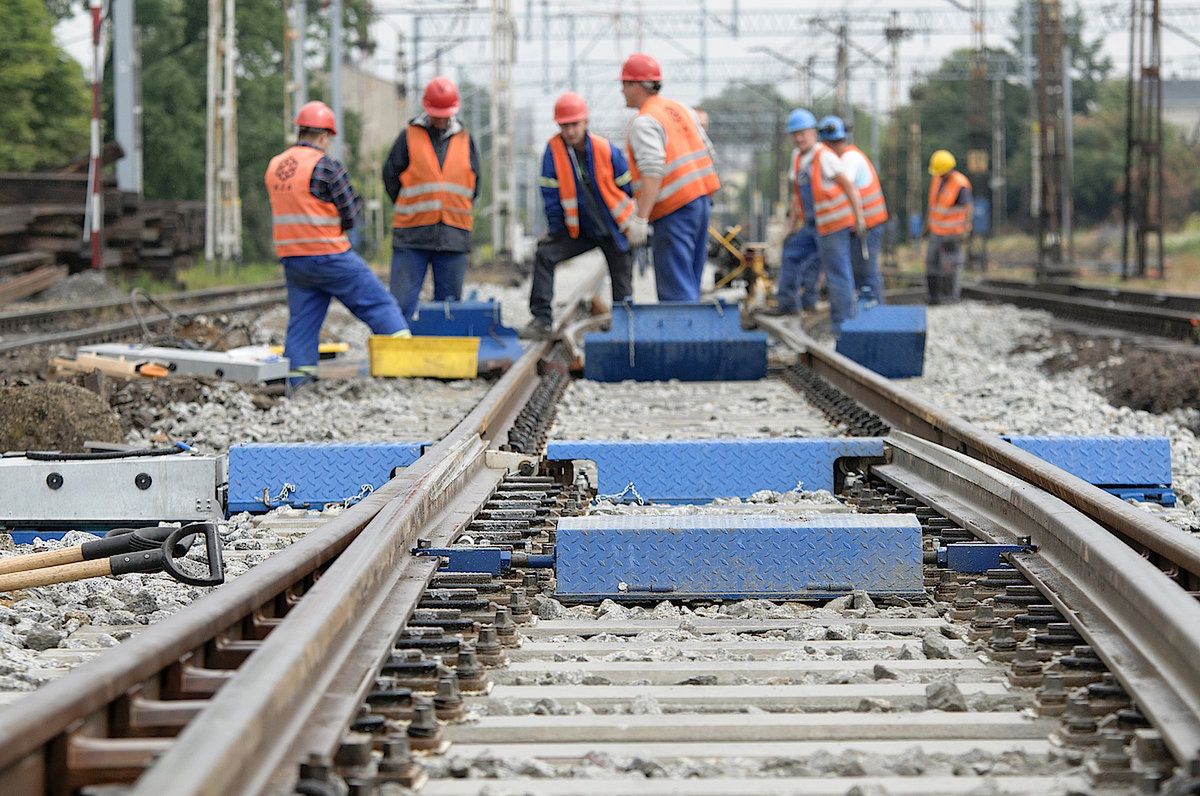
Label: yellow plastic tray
xmin=368 ymin=335 xmax=480 ymax=379
xmin=269 ymin=342 xmax=349 ymax=356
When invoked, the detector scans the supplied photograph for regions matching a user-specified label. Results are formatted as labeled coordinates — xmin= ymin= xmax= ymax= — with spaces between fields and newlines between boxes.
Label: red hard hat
xmin=620 ymin=53 xmax=662 ymax=82
xmin=422 ymin=76 xmax=461 ymax=118
xmin=294 ymin=100 xmax=336 ymax=134
xmin=553 ymin=92 xmax=588 ymax=124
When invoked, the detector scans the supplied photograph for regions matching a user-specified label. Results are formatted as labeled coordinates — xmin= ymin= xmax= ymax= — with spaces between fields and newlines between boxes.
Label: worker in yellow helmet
xmin=925 ymin=150 xmax=972 ymax=304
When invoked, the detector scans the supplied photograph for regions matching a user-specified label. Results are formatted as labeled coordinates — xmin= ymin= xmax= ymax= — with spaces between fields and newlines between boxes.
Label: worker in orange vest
xmin=818 ymin=115 xmax=889 ymax=303
xmin=769 ymin=109 xmax=866 ymax=336
xmin=925 ymin=149 xmax=973 ymax=304
xmin=523 ymin=92 xmax=636 ymax=339
xmin=265 ymin=101 xmax=409 ymax=387
xmin=621 ymin=53 xmax=721 ymax=302
xmin=383 ymin=76 xmax=481 ymax=319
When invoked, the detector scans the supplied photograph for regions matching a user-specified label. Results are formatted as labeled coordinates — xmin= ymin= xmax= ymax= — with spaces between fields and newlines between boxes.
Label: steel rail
xmin=0 ymin=293 xmax=288 ymax=353
xmin=0 ymin=264 xmax=606 ymax=794
xmin=980 ymin=278 xmax=1200 ymax=314
xmin=961 ymin=283 xmax=1200 ymax=342
xmin=875 ymin=433 xmax=1200 ymax=765
xmin=757 ymin=316 xmax=1200 ymax=588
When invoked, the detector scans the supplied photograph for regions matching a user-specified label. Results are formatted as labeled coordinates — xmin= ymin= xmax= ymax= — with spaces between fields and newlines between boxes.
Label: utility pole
xmin=1122 ymin=0 xmax=1164 ymax=279
xmin=85 ymin=0 xmax=105 ymax=270
xmin=205 ymin=0 xmax=241 ymax=266
xmin=291 ymin=0 xmax=307 ymax=116
xmin=490 ymin=0 xmax=516 ymax=263
xmin=112 ymin=0 xmax=142 ymax=197
xmin=330 ymin=0 xmax=344 ymax=161
xmin=965 ymin=0 xmax=990 ymax=270
xmin=1035 ymin=0 xmax=1068 ymax=277
xmin=883 ymin=14 xmax=911 ymax=268
xmin=283 ymin=6 xmax=293 ymax=137
xmin=835 ymin=25 xmax=849 ymax=119
xmin=906 ymin=84 xmax=924 ymax=245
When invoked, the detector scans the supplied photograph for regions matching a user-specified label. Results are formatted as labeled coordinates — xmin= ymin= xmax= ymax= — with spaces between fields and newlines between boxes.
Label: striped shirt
xmin=298 ymin=141 xmax=361 ymax=230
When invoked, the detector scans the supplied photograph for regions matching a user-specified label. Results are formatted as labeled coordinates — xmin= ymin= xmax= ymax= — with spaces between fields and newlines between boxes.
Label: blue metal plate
xmin=227 ymin=442 xmax=427 ymax=513
xmin=836 ymin=304 xmax=926 ymax=379
xmin=1003 ymin=435 xmax=1172 ymax=487
xmin=409 ymin=300 xmax=525 ymax=368
xmin=546 ymin=438 xmax=885 ymax=503
xmin=555 ymin=513 xmax=924 ymax=600
xmin=584 ymin=302 xmax=768 ymax=382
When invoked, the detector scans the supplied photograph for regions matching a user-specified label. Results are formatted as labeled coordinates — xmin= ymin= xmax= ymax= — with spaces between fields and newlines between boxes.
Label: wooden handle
xmin=0 ymin=546 xmax=84 ymax=577
xmin=0 ymin=558 xmax=112 ymax=592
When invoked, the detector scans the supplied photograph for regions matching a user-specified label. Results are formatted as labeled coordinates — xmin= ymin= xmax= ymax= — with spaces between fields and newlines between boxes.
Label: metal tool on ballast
xmin=0 ymin=524 xmax=199 ymax=576
xmin=0 ymin=523 xmax=224 ymax=592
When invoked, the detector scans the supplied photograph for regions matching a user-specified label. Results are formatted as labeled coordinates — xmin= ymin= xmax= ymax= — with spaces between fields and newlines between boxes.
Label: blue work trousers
xmin=775 ymin=226 xmax=820 ymax=312
xmin=650 ymin=196 xmax=711 ymax=302
xmin=283 ymin=250 xmax=407 ymax=385
xmin=851 ymin=225 xmax=886 ymax=304
xmin=817 ymin=228 xmax=858 ymax=337
xmin=389 ymin=248 xmax=468 ymax=320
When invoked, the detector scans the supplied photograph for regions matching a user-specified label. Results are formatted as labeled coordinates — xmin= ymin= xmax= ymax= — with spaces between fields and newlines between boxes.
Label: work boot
xmin=519 ymin=318 xmax=553 ymax=340
xmin=762 ymin=304 xmax=797 ymax=317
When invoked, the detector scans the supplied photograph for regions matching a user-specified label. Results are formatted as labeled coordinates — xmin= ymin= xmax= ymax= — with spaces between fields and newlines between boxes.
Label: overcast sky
xmin=55 ymin=1 xmax=1200 ymax=146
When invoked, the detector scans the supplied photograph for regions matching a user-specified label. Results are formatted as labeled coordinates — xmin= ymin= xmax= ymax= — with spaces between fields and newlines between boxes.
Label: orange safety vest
xmin=795 ymin=143 xmax=855 ymax=236
xmin=392 ymin=125 xmax=476 ymax=231
xmin=265 ymin=145 xmax=350 ymax=258
xmin=548 ymin=133 xmax=636 ymax=237
xmin=846 ymin=144 xmax=889 ymax=230
xmin=928 ymin=170 xmax=972 ymax=237
xmin=626 ymin=96 xmax=720 ymax=221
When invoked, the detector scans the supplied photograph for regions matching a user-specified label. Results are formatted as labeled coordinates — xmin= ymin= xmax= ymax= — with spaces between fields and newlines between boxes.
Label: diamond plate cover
xmin=1003 ymin=435 xmax=1171 ymax=486
xmin=227 ymin=442 xmax=427 ymax=513
xmin=409 ymin=300 xmax=525 ymax=367
xmin=555 ymin=513 xmax=923 ymax=599
xmin=583 ymin=302 xmax=767 ymax=382
xmin=546 ymin=438 xmax=885 ymax=502
xmin=836 ymin=305 xmax=926 ymax=378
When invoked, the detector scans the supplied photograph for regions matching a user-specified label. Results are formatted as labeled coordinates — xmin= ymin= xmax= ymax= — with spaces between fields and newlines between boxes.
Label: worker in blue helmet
xmin=818 ymin=114 xmax=889 ymax=304
xmin=767 ymin=109 xmax=864 ymax=337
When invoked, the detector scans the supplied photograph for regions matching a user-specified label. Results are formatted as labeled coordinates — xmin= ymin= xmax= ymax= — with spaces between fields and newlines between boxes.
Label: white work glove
xmin=626 ymin=216 xmax=650 ymax=247
xmin=391 ymin=328 xmax=412 ymax=338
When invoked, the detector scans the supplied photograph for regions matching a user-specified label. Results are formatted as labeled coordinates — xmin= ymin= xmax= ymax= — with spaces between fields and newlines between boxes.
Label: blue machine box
xmin=584 ymin=302 xmax=767 ymax=382
xmin=547 ymin=438 xmax=885 ymax=503
xmin=409 ymin=300 xmax=524 ymax=368
xmin=227 ymin=442 xmax=427 ymax=513
xmin=555 ymin=513 xmax=924 ymax=600
xmin=836 ymin=304 xmax=926 ymax=379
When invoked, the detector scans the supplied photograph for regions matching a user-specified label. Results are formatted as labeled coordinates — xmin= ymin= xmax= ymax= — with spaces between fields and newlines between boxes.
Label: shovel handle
xmin=0 ymin=558 xmax=112 ymax=592
xmin=0 ymin=547 xmax=85 ymax=577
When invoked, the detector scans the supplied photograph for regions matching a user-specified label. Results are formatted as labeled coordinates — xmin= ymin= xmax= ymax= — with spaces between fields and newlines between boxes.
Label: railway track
xmin=1 ymin=273 xmax=1200 ymax=794
xmin=0 ymin=281 xmax=287 ymax=354
xmin=962 ymin=279 xmax=1200 ymax=343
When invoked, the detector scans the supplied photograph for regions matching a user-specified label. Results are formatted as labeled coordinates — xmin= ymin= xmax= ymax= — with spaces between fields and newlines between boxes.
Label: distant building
xmin=1163 ymin=80 xmax=1200 ymax=143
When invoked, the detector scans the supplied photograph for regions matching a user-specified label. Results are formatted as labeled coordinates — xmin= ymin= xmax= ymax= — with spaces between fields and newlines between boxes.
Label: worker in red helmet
xmin=382 ymin=76 xmax=480 ymax=319
xmin=520 ymin=92 xmax=637 ymax=339
xmin=265 ymin=100 xmax=409 ymax=388
xmin=620 ymin=53 xmax=720 ymax=302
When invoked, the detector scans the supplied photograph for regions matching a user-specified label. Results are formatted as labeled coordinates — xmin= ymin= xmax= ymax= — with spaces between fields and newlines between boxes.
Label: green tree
xmin=0 ymin=0 xmax=89 ymax=170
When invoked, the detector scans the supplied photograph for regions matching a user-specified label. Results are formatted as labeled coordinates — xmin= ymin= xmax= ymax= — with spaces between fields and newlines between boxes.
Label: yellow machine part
xmin=367 ymin=336 xmax=480 ymax=379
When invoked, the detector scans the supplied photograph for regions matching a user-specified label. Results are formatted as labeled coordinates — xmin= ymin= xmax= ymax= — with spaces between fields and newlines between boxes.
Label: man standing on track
xmin=523 ymin=92 xmax=636 ymax=339
xmin=818 ymin=115 xmax=889 ymax=303
xmin=925 ymin=149 xmax=973 ymax=304
xmin=768 ymin=109 xmax=866 ymax=337
xmin=265 ymin=101 xmax=409 ymax=388
xmin=384 ymin=76 xmax=481 ymax=320
xmin=621 ymin=53 xmax=721 ymax=302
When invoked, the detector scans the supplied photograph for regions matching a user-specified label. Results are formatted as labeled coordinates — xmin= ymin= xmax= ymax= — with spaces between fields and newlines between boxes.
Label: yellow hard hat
xmin=929 ymin=149 xmax=956 ymax=176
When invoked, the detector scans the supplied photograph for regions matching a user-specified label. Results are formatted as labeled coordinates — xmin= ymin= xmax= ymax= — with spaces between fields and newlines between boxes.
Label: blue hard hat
xmin=818 ymin=115 xmax=847 ymax=141
xmin=786 ymin=108 xmax=817 ymax=133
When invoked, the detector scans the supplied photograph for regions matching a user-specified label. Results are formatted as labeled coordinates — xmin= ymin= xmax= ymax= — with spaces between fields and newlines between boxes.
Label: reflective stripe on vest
xmin=847 ymin=144 xmax=889 ymax=229
xmin=392 ymin=126 xmax=476 ymax=231
xmin=548 ymin=133 xmax=636 ymax=238
xmin=928 ymin=170 xmax=971 ymax=236
xmin=809 ymin=143 xmax=854 ymax=236
xmin=626 ymin=96 xmax=720 ymax=221
xmin=265 ymin=145 xmax=350 ymax=258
